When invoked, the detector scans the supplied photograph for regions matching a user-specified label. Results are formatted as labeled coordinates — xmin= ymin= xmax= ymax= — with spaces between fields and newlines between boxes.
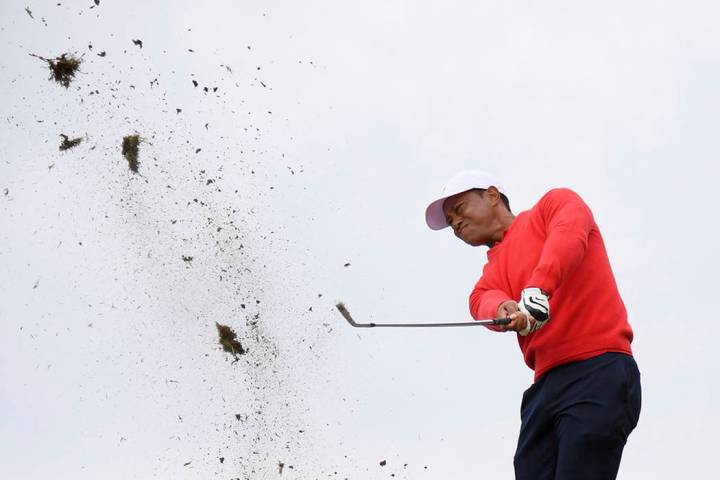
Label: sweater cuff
xmin=472 ymin=290 xmax=512 ymax=320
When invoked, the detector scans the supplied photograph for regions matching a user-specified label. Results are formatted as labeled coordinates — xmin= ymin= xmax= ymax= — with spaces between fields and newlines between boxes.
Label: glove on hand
xmin=518 ymin=287 xmax=550 ymax=336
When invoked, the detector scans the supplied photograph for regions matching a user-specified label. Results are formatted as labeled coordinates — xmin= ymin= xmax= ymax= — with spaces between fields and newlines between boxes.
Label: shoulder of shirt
xmin=540 ymin=187 xmax=578 ymax=201
xmin=510 ymin=189 xmax=583 ymax=221
xmin=532 ymin=188 xmax=580 ymax=208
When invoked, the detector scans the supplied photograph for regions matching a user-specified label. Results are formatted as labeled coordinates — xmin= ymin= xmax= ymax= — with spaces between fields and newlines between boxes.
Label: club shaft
xmin=335 ymin=302 xmax=511 ymax=328
xmin=353 ymin=319 xmax=511 ymax=328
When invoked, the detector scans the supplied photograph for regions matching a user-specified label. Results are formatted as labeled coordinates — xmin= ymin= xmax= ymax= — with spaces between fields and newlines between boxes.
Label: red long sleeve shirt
xmin=469 ymin=188 xmax=633 ymax=381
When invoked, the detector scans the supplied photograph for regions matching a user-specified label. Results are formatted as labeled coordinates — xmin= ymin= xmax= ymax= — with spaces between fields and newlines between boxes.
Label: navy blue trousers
xmin=514 ymin=353 xmax=641 ymax=480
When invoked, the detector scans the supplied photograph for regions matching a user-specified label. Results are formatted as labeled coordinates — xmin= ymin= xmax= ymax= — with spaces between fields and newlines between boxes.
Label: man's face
xmin=442 ymin=189 xmax=494 ymax=247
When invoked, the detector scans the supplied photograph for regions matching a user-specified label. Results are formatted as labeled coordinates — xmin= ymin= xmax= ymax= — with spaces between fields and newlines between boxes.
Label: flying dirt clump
xmin=59 ymin=134 xmax=82 ymax=151
xmin=216 ymin=322 xmax=246 ymax=358
xmin=30 ymin=53 xmax=82 ymax=88
xmin=121 ymin=135 xmax=141 ymax=173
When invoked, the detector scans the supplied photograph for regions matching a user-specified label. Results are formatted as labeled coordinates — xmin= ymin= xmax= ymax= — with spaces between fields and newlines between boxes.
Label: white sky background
xmin=1 ymin=0 xmax=718 ymax=478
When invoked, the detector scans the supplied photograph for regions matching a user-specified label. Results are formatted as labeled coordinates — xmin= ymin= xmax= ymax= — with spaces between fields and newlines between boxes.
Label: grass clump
xmin=31 ymin=53 xmax=82 ymax=88
xmin=122 ymin=135 xmax=141 ymax=173
xmin=216 ymin=322 xmax=246 ymax=359
xmin=59 ymin=134 xmax=82 ymax=151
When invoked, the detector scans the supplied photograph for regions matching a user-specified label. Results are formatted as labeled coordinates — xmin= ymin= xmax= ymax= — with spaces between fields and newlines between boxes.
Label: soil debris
xmin=25 ymin=7 xmax=34 ymax=19
xmin=94 ymin=0 xmax=100 ymax=5
xmin=59 ymin=134 xmax=82 ymax=151
xmin=216 ymin=322 xmax=246 ymax=358
xmin=278 ymin=462 xmax=285 ymax=475
xmin=181 ymin=255 xmax=193 ymax=262
xmin=30 ymin=53 xmax=82 ymax=88
xmin=380 ymin=460 xmax=387 ymax=466
xmin=121 ymin=134 xmax=140 ymax=173
xmin=132 ymin=39 xmax=143 ymax=48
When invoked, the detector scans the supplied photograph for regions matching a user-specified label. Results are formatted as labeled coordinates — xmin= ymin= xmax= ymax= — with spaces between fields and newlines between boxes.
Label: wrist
xmin=525 ymin=286 xmax=550 ymax=299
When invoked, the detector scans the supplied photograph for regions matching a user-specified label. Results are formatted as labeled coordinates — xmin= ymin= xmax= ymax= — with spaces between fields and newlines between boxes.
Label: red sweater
xmin=469 ymin=188 xmax=633 ymax=381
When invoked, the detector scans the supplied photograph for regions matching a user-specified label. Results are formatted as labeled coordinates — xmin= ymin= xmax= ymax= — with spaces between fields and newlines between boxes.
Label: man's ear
xmin=485 ymin=186 xmax=501 ymax=206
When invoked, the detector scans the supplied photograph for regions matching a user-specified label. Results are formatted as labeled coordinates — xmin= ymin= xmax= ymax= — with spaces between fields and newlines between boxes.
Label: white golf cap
xmin=425 ymin=170 xmax=506 ymax=230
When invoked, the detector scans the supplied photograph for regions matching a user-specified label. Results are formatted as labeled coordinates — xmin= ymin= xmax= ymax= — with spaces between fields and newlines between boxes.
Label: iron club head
xmin=336 ymin=302 xmax=375 ymax=327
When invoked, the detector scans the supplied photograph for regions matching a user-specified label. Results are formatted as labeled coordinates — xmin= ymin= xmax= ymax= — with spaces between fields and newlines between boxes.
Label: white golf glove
xmin=518 ymin=287 xmax=550 ymax=336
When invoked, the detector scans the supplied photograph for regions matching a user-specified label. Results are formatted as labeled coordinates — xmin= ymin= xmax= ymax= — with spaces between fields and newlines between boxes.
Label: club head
xmin=336 ymin=302 xmax=358 ymax=326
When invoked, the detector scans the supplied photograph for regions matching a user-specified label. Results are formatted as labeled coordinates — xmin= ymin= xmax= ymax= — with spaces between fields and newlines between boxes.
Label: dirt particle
xmin=25 ymin=7 xmax=34 ymax=19
xmin=343 ymin=262 xmax=351 ymax=267
xmin=59 ymin=134 xmax=82 ymax=151
xmin=181 ymin=255 xmax=193 ymax=262
xmin=121 ymin=135 xmax=140 ymax=173
xmin=278 ymin=462 xmax=285 ymax=475
xmin=380 ymin=460 xmax=387 ymax=467
xmin=216 ymin=322 xmax=246 ymax=358
xmin=132 ymin=39 xmax=143 ymax=48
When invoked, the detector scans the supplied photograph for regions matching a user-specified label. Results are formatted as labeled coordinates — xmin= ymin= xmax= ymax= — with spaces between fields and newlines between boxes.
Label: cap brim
xmin=425 ymin=196 xmax=451 ymax=230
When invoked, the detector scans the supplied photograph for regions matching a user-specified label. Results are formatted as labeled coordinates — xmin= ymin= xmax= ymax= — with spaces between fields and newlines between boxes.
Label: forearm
xmin=528 ymin=230 xmax=588 ymax=294
xmin=527 ymin=189 xmax=594 ymax=295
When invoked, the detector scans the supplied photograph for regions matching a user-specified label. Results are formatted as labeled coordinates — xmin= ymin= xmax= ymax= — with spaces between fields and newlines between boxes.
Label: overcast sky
xmin=1 ymin=1 xmax=718 ymax=479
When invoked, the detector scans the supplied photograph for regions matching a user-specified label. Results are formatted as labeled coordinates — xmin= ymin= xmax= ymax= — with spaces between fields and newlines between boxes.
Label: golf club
xmin=336 ymin=302 xmax=512 ymax=328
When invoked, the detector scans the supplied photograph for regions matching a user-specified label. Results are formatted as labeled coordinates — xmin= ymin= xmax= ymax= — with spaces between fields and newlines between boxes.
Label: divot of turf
xmin=59 ymin=134 xmax=82 ymax=151
xmin=122 ymin=135 xmax=140 ymax=173
xmin=216 ymin=322 xmax=246 ymax=358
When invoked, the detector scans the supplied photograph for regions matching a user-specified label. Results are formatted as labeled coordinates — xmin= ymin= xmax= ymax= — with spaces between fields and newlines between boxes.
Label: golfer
xmin=425 ymin=170 xmax=641 ymax=480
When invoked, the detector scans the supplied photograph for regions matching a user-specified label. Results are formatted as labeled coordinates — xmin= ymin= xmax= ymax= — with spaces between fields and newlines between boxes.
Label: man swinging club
xmin=425 ymin=170 xmax=641 ymax=480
